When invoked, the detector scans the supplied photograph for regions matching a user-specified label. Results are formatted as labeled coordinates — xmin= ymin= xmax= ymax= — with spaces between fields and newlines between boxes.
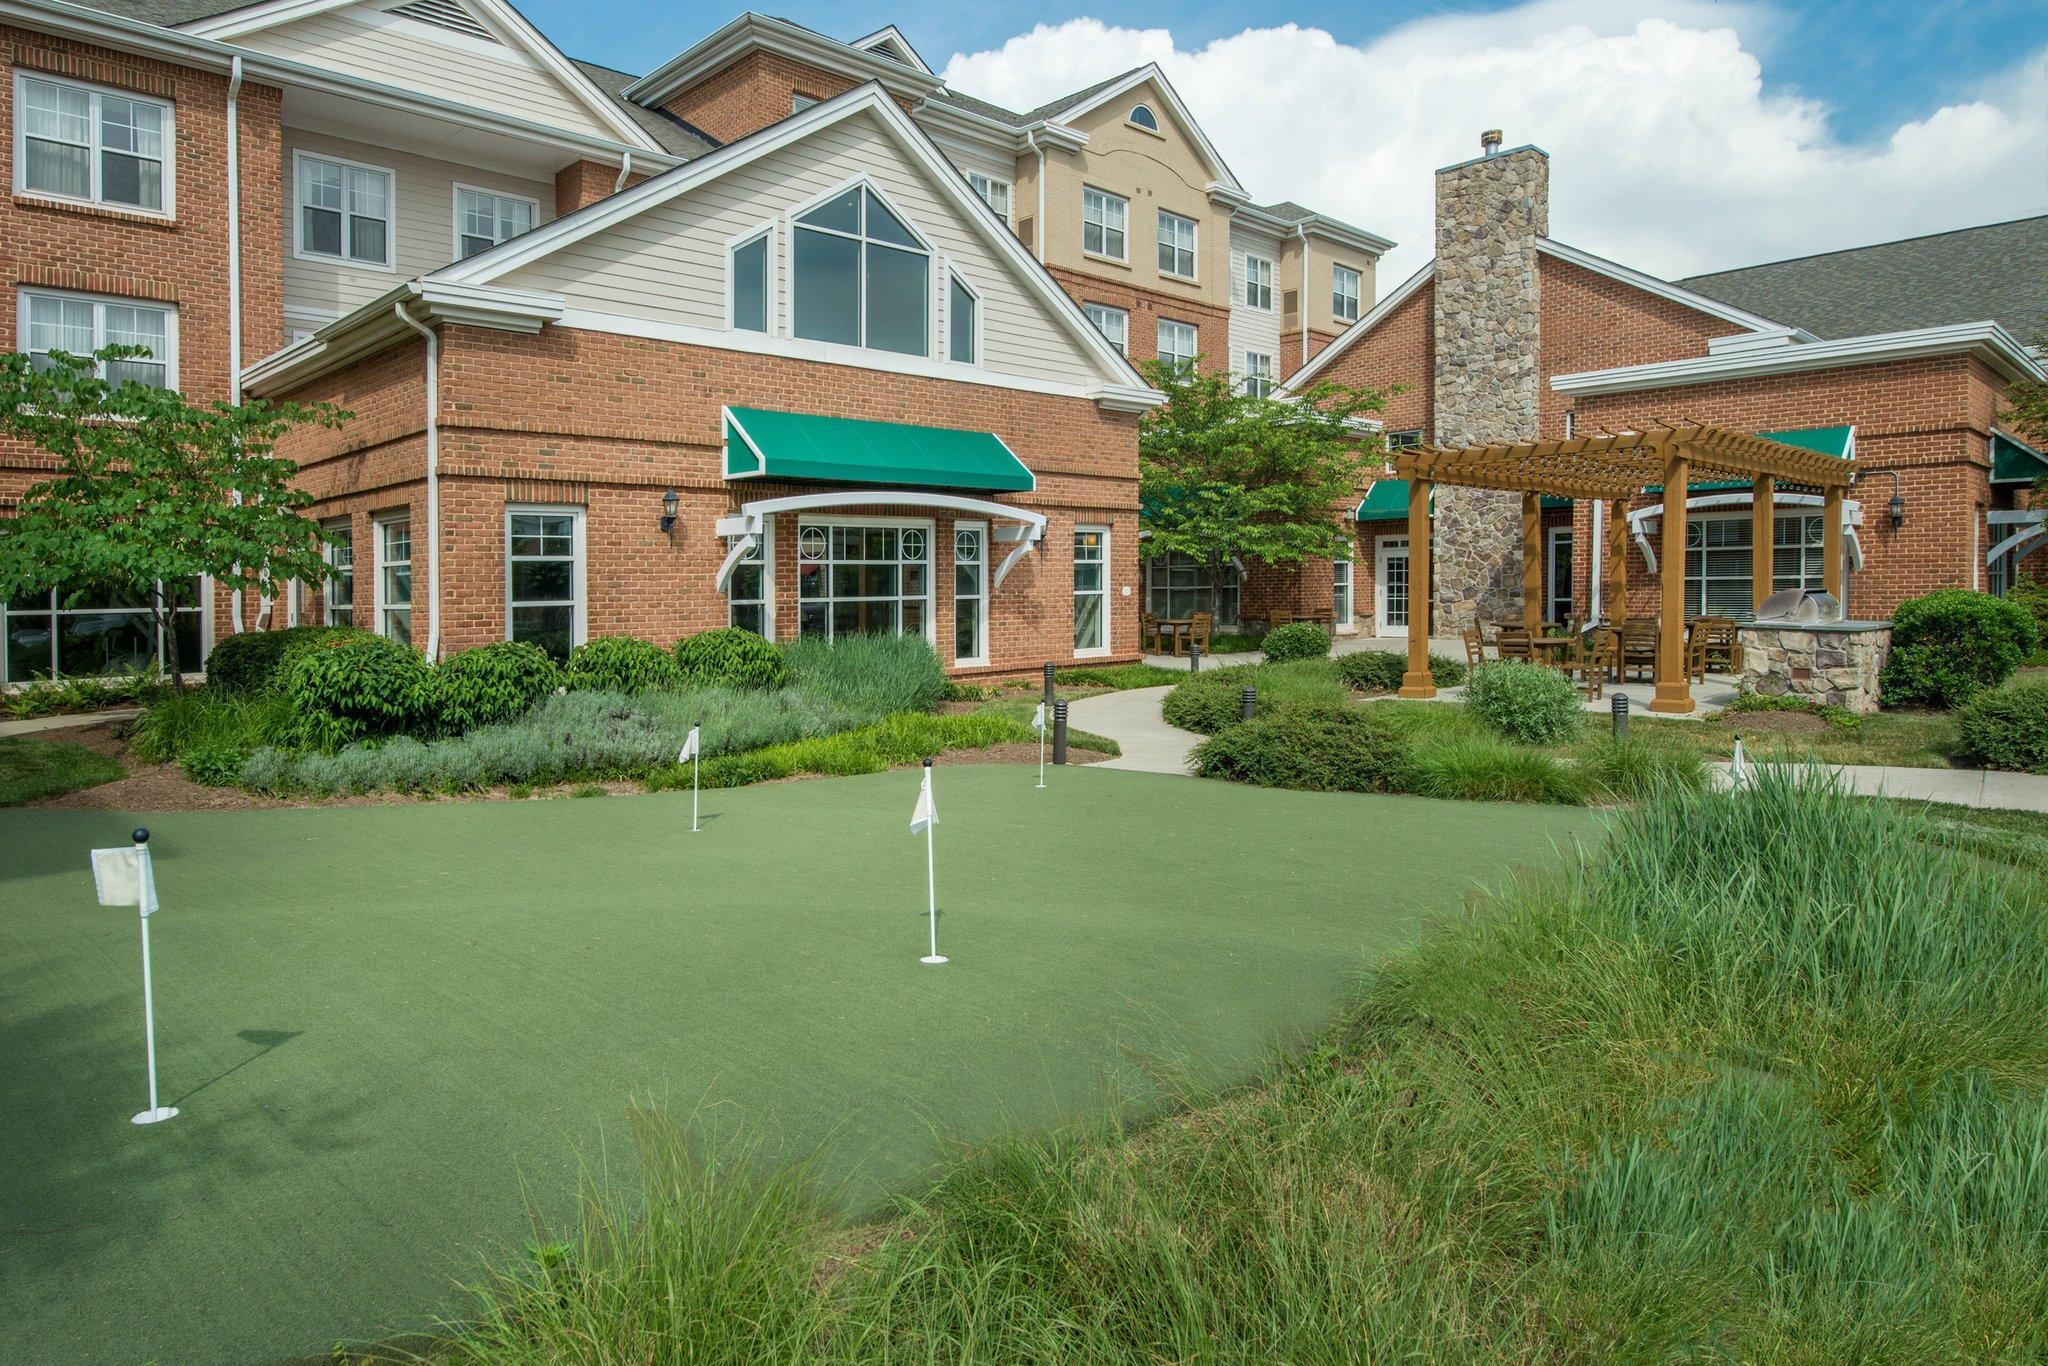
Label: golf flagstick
xmin=679 ymin=725 xmax=701 ymax=832
xmin=1032 ymin=702 xmax=1047 ymax=788
xmin=91 ymin=828 xmax=177 ymax=1125
xmin=910 ymin=758 xmax=944 ymax=964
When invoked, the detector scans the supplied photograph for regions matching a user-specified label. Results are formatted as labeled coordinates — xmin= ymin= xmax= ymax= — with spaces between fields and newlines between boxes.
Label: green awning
xmin=723 ymin=406 xmax=1034 ymax=493
xmin=1992 ymin=432 xmax=2048 ymax=486
xmin=1649 ymin=424 xmax=1856 ymax=493
xmin=1357 ymin=479 xmax=1432 ymax=522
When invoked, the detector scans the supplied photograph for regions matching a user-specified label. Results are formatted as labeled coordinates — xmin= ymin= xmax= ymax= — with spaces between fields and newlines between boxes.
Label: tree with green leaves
xmin=0 ymin=345 xmax=347 ymax=685
xmin=1138 ymin=359 xmax=1388 ymax=622
xmin=2001 ymin=343 xmax=2048 ymax=503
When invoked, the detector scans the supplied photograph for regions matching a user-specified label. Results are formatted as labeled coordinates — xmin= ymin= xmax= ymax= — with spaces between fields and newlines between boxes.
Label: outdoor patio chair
xmin=1695 ymin=615 xmax=1744 ymax=675
xmin=1685 ymin=620 xmax=1713 ymax=684
xmin=1186 ymin=612 xmax=1213 ymax=655
xmin=1141 ymin=612 xmax=1163 ymax=654
xmin=1557 ymin=627 xmax=1613 ymax=700
xmin=1462 ymin=625 xmax=1487 ymax=672
xmin=1619 ymin=620 xmax=1659 ymax=682
xmin=1495 ymin=625 xmax=1534 ymax=662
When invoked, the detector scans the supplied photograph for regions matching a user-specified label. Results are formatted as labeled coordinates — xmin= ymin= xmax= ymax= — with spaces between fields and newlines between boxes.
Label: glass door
xmin=1376 ymin=537 xmax=1409 ymax=635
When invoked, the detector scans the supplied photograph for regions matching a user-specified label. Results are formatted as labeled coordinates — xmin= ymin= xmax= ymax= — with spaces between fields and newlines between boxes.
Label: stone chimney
xmin=1430 ymin=134 xmax=1549 ymax=632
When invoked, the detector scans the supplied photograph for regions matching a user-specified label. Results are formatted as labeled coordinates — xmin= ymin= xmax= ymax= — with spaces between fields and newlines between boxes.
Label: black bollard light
xmin=1052 ymin=700 xmax=1069 ymax=765
xmin=1242 ymin=686 xmax=1257 ymax=722
xmin=1611 ymin=690 xmax=1629 ymax=743
xmin=1189 ymin=643 xmax=1201 ymax=673
xmin=1042 ymin=660 xmax=1055 ymax=707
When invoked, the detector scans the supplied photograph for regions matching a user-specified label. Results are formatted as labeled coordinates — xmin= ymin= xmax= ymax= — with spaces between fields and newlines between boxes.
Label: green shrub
xmin=2003 ymin=578 xmax=2048 ymax=645
xmin=3 ymin=665 xmax=162 ymax=719
xmin=1193 ymin=701 xmax=1409 ymax=792
xmin=1574 ymin=739 xmax=1708 ymax=802
xmin=564 ymin=635 xmax=685 ymax=694
xmin=674 ymin=627 xmax=791 ymax=690
xmin=1952 ymin=679 xmax=2048 ymax=773
xmin=781 ymin=634 xmax=945 ymax=716
xmin=1261 ymin=622 xmax=1331 ymax=663
xmin=1879 ymin=589 xmax=2039 ymax=709
xmin=132 ymin=687 xmax=292 ymax=783
xmin=1162 ymin=662 xmax=1351 ymax=734
xmin=1404 ymin=732 xmax=1584 ymax=804
xmin=436 ymin=641 xmax=559 ymax=731
xmin=278 ymin=633 xmax=437 ymax=752
xmin=1465 ymin=660 xmax=1584 ymax=745
xmin=1334 ymin=650 xmax=1466 ymax=695
xmin=204 ymin=625 xmax=363 ymax=694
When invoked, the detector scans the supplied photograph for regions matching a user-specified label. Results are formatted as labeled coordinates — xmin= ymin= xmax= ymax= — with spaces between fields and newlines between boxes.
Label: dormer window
xmin=1128 ymin=103 xmax=1159 ymax=132
xmin=793 ymin=184 xmax=929 ymax=357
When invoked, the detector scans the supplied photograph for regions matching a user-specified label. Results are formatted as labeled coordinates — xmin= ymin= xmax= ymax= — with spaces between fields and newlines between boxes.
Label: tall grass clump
xmin=1404 ymin=731 xmax=1584 ymax=804
xmin=781 ymin=633 xmax=945 ymax=716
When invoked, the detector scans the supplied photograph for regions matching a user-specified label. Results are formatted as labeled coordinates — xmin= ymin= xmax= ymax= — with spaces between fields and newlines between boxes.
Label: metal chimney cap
xmin=1481 ymin=129 xmax=1504 ymax=155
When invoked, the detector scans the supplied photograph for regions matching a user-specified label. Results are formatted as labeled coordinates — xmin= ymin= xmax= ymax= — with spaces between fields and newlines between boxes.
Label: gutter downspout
xmin=393 ymin=300 xmax=442 ymax=662
xmin=613 ymin=150 xmax=632 ymax=194
xmin=227 ymin=54 xmax=249 ymax=636
xmin=1024 ymin=128 xmax=1046 ymax=263
xmin=1296 ymin=223 xmax=1311 ymax=372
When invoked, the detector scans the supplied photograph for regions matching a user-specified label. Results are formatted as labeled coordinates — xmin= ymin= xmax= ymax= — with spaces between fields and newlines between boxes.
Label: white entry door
xmin=1376 ymin=537 xmax=1410 ymax=636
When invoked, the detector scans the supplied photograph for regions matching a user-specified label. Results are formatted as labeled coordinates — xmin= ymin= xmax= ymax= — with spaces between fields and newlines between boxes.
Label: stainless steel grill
xmin=1755 ymin=587 xmax=1843 ymax=625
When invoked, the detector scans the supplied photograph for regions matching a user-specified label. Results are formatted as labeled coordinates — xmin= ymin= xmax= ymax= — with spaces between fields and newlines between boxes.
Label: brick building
xmin=0 ymin=0 xmax=1395 ymax=683
xmin=1284 ymin=134 xmax=2048 ymax=640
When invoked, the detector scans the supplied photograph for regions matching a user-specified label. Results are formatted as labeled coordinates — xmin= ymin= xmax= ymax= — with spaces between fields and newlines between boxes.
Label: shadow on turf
xmin=167 ymin=1028 xmax=303 ymax=1107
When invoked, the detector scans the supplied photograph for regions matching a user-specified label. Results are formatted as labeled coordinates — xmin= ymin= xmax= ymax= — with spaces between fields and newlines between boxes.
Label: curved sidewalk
xmin=1067 ymin=685 xmax=1202 ymax=775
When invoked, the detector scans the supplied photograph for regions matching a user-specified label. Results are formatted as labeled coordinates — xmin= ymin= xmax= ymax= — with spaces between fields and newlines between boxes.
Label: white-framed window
xmin=966 ymin=171 xmax=1011 ymax=223
xmin=729 ymin=225 xmax=771 ymax=333
xmin=1084 ymin=302 xmax=1128 ymax=355
xmin=13 ymin=71 xmax=172 ymax=215
xmin=796 ymin=520 xmax=932 ymax=641
xmin=454 ymin=185 xmax=537 ymax=260
xmin=1082 ymin=187 xmax=1127 ymax=260
xmin=1073 ymin=526 xmax=1109 ymax=656
xmin=791 ymin=94 xmax=818 ymax=114
xmin=726 ymin=531 xmax=768 ymax=636
xmin=1146 ymin=552 xmax=1238 ymax=628
xmin=1157 ymin=210 xmax=1197 ymax=279
xmin=1128 ymin=103 xmax=1159 ymax=132
xmin=1332 ymin=264 xmax=1362 ymax=323
xmin=1244 ymin=253 xmax=1274 ymax=310
xmin=374 ymin=515 xmax=413 ymax=645
xmin=295 ymin=151 xmax=393 ymax=269
xmin=1387 ymin=429 xmax=1423 ymax=451
xmin=1681 ymin=510 xmax=1828 ymax=620
xmin=1332 ymin=552 xmax=1354 ymax=628
xmin=1157 ymin=319 xmax=1197 ymax=372
xmin=947 ymin=270 xmax=979 ymax=365
xmin=1242 ymin=351 xmax=1274 ymax=398
xmin=792 ymin=182 xmax=929 ymax=357
xmin=20 ymin=289 xmax=175 ymax=388
xmin=1 ymin=578 xmax=200 ymax=684
xmin=506 ymin=506 xmax=583 ymax=662
xmin=322 ymin=519 xmax=354 ymax=626
xmin=953 ymin=522 xmax=987 ymax=665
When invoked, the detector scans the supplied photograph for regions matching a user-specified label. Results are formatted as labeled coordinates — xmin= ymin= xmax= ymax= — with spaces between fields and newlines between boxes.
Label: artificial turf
xmin=0 ymin=766 xmax=1591 ymax=1363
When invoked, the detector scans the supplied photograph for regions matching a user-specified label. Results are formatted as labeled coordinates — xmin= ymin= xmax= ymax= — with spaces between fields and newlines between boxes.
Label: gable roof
xmin=1038 ymin=63 xmax=1243 ymax=195
xmin=1678 ymin=216 xmax=2048 ymax=342
xmin=848 ymin=24 xmax=930 ymax=75
xmin=571 ymin=58 xmax=718 ymax=158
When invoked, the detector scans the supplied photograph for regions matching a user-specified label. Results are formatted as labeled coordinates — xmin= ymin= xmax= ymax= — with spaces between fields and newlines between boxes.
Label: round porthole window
xmin=799 ymin=525 xmax=828 ymax=560
xmin=955 ymin=528 xmax=981 ymax=561
xmin=901 ymin=528 xmax=926 ymax=561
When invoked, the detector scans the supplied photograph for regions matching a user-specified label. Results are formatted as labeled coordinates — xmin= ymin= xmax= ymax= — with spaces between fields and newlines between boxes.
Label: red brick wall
xmin=1306 ymin=278 xmax=1432 ymax=435
xmin=552 ymin=159 xmax=653 ymax=215
xmin=658 ymin=52 xmax=914 ymax=146
xmin=1045 ymin=265 xmax=1231 ymax=377
xmin=274 ymin=323 xmax=1144 ymax=674
xmin=1536 ymin=255 xmax=1747 ymax=438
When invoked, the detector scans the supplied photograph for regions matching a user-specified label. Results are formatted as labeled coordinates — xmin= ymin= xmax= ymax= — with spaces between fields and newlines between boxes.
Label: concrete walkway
xmin=0 ymin=706 xmax=141 ymax=738
xmin=1067 ymin=685 xmax=1201 ymax=775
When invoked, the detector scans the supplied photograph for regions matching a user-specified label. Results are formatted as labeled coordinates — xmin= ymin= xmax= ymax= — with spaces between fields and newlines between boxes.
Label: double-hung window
xmin=792 ymin=184 xmax=929 ymax=357
xmin=727 ymin=534 xmax=767 ymax=635
xmin=966 ymin=171 xmax=1011 ymax=223
xmin=1073 ymin=527 xmax=1109 ymax=655
xmin=1332 ymin=553 xmax=1354 ymax=627
xmin=1332 ymin=264 xmax=1362 ymax=323
xmin=16 ymin=73 xmax=170 ymax=214
xmin=730 ymin=228 xmax=770 ymax=333
xmin=1244 ymin=254 xmax=1274 ymax=310
xmin=1084 ymin=303 xmax=1128 ymax=355
xmin=323 ymin=520 xmax=354 ymax=626
xmin=1157 ymin=319 xmax=1197 ymax=372
xmin=796 ymin=522 xmax=930 ymax=640
xmin=1157 ymin=210 xmax=1196 ymax=279
xmin=507 ymin=508 xmax=582 ymax=662
xmin=297 ymin=153 xmax=393 ymax=268
xmin=21 ymin=290 xmax=173 ymax=388
xmin=953 ymin=524 xmax=986 ymax=665
xmin=1082 ymin=187 xmax=1126 ymax=259
xmin=375 ymin=516 xmax=412 ymax=644
xmin=1242 ymin=351 xmax=1274 ymax=398
xmin=455 ymin=186 xmax=536 ymax=260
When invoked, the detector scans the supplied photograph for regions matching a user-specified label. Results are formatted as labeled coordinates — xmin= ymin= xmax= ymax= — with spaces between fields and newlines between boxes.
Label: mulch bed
xmin=1716 ymin=710 xmax=1829 ymax=735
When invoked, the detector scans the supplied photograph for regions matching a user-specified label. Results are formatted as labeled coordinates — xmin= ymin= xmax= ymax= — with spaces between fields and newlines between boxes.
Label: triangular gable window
xmin=793 ymin=182 xmax=930 ymax=357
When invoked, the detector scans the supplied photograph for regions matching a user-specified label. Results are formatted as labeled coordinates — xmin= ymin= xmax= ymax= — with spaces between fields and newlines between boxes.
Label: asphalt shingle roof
xmin=1678 ymin=216 xmax=2048 ymax=342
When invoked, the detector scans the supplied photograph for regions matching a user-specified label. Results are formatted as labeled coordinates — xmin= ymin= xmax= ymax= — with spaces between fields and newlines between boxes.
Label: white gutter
xmin=227 ymin=53 xmax=255 ymax=635
xmin=392 ymin=302 xmax=442 ymax=662
xmin=1296 ymin=223 xmax=1311 ymax=371
xmin=1025 ymin=128 xmax=1046 ymax=263
xmin=1553 ymin=320 xmax=2045 ymax=395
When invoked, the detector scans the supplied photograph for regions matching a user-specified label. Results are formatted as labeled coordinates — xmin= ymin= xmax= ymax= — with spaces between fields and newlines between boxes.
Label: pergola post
xmin=1751 ymin=476 xmax=1775 ymax=612
xmin=1651 ymin=451 xmax=1695 ymax=714
xmin=1399 ymin=478 xmax=1435 ymax=698
xmin=1521 ymin=492 xmax=1543 ymax=633
xmin=1605 ymin=498 xmax=1628 ymax=626
xmin=1822 ymin=483 xmax=1845 ymax=602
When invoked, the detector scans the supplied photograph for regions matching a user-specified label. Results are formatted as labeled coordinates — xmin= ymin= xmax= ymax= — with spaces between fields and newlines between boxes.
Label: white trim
xmin=716 ymin=491 xmax=1046 ymax=595
xmin=1535 ymin=237 xmax=1792 ymax=334
xmin=320 ymin=515 xmax=355 ymax=626
xmin=1278 ymin=261 xmax=1431 ymax=393
xmin=242 ymin=279 xmax=562 ymax=393
xmin=1331 ymin=546 xmax=1355 ymax=631
xmin=430 ymin=83 xmax=1153 ymax=395
xmin=372 ymin=509 xmax=413 ymax=643
xmin=1081 ymin=184 xmax=1129 ymax=263
xmin=292 ymin=148 xmax=396 ymax=271
xmin=182 ymin=0 xmax=667 ymax=154
xmin=1048 ymin=65 xmax=1243 ymax=195
xmin=1374 ymin=535 xmax=1410 ymax=637
xmin=849 ymin=24 xmax=932 ymax=75
xmin=1157 ymin=207 xmax=1198 ymax=283
xmin=12 ymin=67 xmax=176 ymax=219
xmin=1626 ymin=494 xmax=1860 ymax=575
xmin=1545 ymin=524 xmax=1572 ymax=625
xmin=1554 ymin=320 xmax=2046 ymax=394
xmin=17 ymin=286 xmax=180 ymax=389
xmin=622 ymin=12 xmax=944 ymax=108
xmin=1330 ymin=262 xmax=1363 ymax=325
xmin=1072 ymin=523 xmax=1111 ymax=658
xmin=503 ymin=502 xmax=585 ymax=653
xmin=1082 ymin=302 xmax=1128 ymax=356
xmin=1157 ymin=318 xmax=1198 ymax=371
xmin=792 ymin=513 xmax=937 ymax=647
xmin=721 ymin=517 xmax=775 ymax=638
xmin=964 ymin=170 xmax=1011 ymax=226
xmin=450 ymin=181 xmax=539 ymax=263
xmin=1229 ymin=200 xmax=1394 ymax=258
xmin=724 ymin=219 xmax=776 ymax=334
xmin=951 ymin=519 xmax=989 ymax=667
xmin=1242 ymin=251 xmax=1275 ymax=311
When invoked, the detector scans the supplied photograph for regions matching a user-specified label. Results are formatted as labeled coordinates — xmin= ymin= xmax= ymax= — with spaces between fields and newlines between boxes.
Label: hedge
xmin=1878 ymin=589 xmax=2038 ymax=709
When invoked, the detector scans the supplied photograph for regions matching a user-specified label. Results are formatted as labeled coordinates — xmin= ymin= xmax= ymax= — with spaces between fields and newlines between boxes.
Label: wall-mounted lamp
xmin=1881 ymin=470 xmax=1905 ymax=529
xmin=659 ymin=488 xmax=679 ymax=539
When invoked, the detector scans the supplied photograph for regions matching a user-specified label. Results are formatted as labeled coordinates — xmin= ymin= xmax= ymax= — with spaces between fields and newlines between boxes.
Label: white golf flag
xmin=909 ymin=767 xmax=937 ymax=833
xmin=1031 ymin=702 xmax=1047 ymax=733
xmin=92 ymin=846 xmax=148 ymax=911
xmin=678 ymin=726 xmax=700 ymax=763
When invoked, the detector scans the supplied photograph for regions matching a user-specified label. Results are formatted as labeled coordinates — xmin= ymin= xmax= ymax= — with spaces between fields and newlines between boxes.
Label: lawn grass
xmin=0 ymin=767 xmax=1589 ymax=1363
xmin=0 ymin=735 xmax=124 ymax=805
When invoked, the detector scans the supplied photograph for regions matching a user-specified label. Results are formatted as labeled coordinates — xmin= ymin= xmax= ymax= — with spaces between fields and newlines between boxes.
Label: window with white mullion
xmin=1157 ymin=210 xmax=1196 ymax=278
xmin=1082 ymin=187 xmax=1126 ymax=259
xmin=456 ymin=186 xmax=536 ymax=260
xmin=1084 ymin=303 xmax=1128 ymax=355
xmin=1157 ymin=319 xmax=1197 ymax=372
xmin=507 ymin=508 xmax=580 ymax=662
xmin=726 ymin=534 xmax=767 ymax=635
xmin=796 ymin=522 xmax=930 ymax=641
xmin=966 ymin=171 xmax=1011 ymax=223
xmin=1073 ymin=527 xmax=1108 ymax=654
xmin=953 ymin=523 xmax=986 ymax=664
xmin=1242 ymin=351 xmax=1274 ymax=398
xmin=1332 ymin=264 xmax=1362 ymax=323
xmin=1332 ymin=553 xmax=1354 ymax=627
xmin=297 ymin=153 xmax=392 ymax=268
xmin=1244 ymin=253 xmax=1274 ymax=310
xmin=376 ymin=516 xmax=413 ymax=644
xmin=1680 ymin=511 xmax=1827 ymax=620
xmin=323 ymin=520 xmax=354 ymax=626
xmin=22 ymin=290 xmax=172 ymax=388
xmin=16 ymin=72 xmax=169 ymax=213
xmin=792 ymin=184 xmax=929 ymax=357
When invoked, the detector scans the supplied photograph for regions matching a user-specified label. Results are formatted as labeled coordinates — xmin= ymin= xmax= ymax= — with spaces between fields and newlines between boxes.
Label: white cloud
xmin=940 ymin=3 xmax=2048 ymax=284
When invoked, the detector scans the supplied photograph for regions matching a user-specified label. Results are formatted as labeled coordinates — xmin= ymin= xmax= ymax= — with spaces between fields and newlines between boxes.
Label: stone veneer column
xmin=1430 ymin=139 xmax=1549 ymax=633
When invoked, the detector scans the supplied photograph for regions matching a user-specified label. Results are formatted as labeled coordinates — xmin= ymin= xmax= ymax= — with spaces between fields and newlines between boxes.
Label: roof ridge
xmin=1681 ymin=214 xmax=2048 ymax=282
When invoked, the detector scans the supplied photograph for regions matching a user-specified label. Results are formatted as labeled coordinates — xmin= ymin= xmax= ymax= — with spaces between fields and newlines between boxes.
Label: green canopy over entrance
xmin=723 ymin=406 xmax=1035 ymax=493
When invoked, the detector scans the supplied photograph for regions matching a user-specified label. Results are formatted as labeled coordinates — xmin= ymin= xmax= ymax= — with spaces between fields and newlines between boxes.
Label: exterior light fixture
xmin=659 ymin=488 xmax=679 ymax=537
xmin=1879 ymin=470 xmax=1904 ymax=529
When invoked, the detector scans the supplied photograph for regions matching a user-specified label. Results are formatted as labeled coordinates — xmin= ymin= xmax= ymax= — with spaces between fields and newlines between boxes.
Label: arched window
xmin=792 ymin=184 xmax=929 ymax=357
xmin=1128 ymin=103 xmax=1159 ymax=131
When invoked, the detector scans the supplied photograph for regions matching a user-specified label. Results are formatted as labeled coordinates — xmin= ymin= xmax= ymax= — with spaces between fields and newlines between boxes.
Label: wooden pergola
xmin=1387 ymin=421 xmax=1854 ymax=714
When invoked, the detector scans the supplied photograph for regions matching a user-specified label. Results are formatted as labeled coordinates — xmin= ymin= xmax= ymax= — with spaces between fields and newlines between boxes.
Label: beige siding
xmin=498 ymin=110 xmax=1108 ymax=388
xmin=283 ymin=127 xmax=555 ymax=323
xmin=927 ymin=127 xmax=1021 ymax=229
xmin=1229 ymin=221 xmax=1283 ymax=384
xmin=237 ymin=4 xmax=621 ymax=143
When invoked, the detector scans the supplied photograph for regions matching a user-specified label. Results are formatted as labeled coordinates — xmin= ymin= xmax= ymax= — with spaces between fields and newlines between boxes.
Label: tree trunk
xmin=157 ymin=582 xmax=186 ymax=691
xmin=1205 ymin=554 xmax=1226 ymax=627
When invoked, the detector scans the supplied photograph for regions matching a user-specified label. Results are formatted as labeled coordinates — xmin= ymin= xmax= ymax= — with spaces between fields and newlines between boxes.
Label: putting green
xmin=1 ymin=766 xmax=1592 ymax=1363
